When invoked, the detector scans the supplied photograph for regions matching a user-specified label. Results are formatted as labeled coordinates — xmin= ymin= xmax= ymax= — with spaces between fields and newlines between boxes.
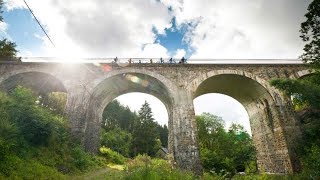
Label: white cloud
xmin=140 ymin=43 xmax=169 ymax=58
xmin=161 ymin=0 xmax=311 ymax=59
xmin=3 ymin=0 xmax=25 ymax=11
xmin=6 ymin=0 xmax=172 ymax=58
xmin=0 ymin=22 xmax=7 ymax=32
xmin=173 ymin=48 xmax=186 ymax=58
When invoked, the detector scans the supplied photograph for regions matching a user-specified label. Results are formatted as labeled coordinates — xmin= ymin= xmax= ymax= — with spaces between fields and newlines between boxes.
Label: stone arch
xmin=0 ymin=64 xmax=70 ymax=92
xmin=192 ymin=71 xmax=296 ymax=173
xmin=0 ymin=71 xmax=67 ymax=94
xmin=90 ymin=67 xmax=177 ymax=96
xmin=290 ymin=69 xmax=314 ymax=79
xmin=84 ymin=69 xmax=176 ymax=154
xmin=189 ymin=69 xmax=274 ymax=99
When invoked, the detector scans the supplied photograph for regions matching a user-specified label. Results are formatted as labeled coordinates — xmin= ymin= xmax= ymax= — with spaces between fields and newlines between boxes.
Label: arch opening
xmin=193 ymin=73 xmax=289 ymax=173
xmin=115 ymin=93 xmax=168 ymax=127
xmin=100 ymin=92 xmax=169 ymax=157
xmin=85 ymin=72 xmax=174 ymax=156
xmin=194 ymin=93 xmax=251 ymax=134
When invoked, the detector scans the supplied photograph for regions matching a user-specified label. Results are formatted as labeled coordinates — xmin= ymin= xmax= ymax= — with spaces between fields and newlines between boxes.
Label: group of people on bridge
xmin=113 ymin=57 xmax=187 ymax=64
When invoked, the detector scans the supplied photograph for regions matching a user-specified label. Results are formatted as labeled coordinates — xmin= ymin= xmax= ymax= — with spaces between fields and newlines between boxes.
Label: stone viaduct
xmin=0 ymin=59 xmax=311 ymax=174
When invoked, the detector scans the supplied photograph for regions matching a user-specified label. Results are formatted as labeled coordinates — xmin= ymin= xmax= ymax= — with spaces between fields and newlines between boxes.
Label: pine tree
xmin=131 ymin=101 xmax=160 ymax=157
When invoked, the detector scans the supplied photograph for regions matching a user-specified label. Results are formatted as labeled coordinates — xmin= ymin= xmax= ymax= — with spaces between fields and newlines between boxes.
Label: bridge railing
xmin=19 ymin=57 xmax=303 ymax=64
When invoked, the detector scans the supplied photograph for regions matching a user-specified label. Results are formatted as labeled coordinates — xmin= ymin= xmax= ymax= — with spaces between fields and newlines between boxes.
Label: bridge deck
xmin=17 ymin=57 xmax=303 ymax=64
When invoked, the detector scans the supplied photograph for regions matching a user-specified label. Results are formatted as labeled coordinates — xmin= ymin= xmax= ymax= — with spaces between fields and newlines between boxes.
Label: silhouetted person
xmin=179 ymin=57 xmax=186 ymax=64
xmin=128 ymin=58 xmax=132 ymax=64
xmin=114 ymin=57 xmax=118 ymax=63
xmin=160 ymin=57 xmax=164 ymax=63
xmin=139 ymin=60 xmax=141 ymax=63
xmin=169 ymin=57 xmax=173 ymax=63
xmin=181 ymin=56 xmax=186 ymax=63
xmin=150 ymin=59 xmax=153 ymax=63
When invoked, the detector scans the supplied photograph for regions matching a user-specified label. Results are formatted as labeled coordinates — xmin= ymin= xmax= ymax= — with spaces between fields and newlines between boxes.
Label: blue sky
xmin=154 ymin=18 xmax=193 ymax=58
xmin=2 ymin=8 xmax=44 ymax=56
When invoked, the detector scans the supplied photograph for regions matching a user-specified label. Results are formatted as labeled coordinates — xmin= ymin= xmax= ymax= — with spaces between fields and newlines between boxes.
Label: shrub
xmin=100 ymin=128 xmax=132 ymax=157
xmin=99 ymin=146 xmax=126 ymax=164
xmin=301 ymin=144 xmax=320 ymax=179
xmin=71 ymin=146 xmax=97 ymax=172
xmin=0 ymin=87 xmax=108 ymax=178
xmin=124 ymin=155 xmax=195 ymax=180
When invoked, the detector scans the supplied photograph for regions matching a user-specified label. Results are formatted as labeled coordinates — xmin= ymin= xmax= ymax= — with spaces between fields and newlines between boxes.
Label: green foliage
xmin=102 ymin=100 xmax=168 ymax=157
xmin=6 ymin=86 xmax=67 ymax=146
xmin=196 ymin=113 xmax=256 ymax=176
xmin=99 ymin=146 xmax=126 ymax=164
xmin=40 ymin=92 xmax=67 ymax=115
xmin=0 ymin=38 xmax=18 ymax=60
xmin=0 ymin=87 xmax=107 ymax=178
xmin=71 ymin=146 xmax=101 ymax=172
xmin=270 ymin=76 xmax=320 ymax=109
xmin=124 ymin=155 xmax=195 ymax=180
xmin=157 ymin=124 xmax=168 ymax=148
xmin=0 ymin=155 xmax=66 ymax=179
xmin=131 ymin=101 xmax=160 ymax=157
xmin=101 ymin=127 xmax=132 ymax=157
xmin=102 ymin=100 xmax=137 ymax=131
xmin=300 ymin=145 xmax=320 ymax=179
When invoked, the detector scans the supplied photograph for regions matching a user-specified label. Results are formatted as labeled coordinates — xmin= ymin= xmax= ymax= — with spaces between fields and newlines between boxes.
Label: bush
xmin=0 ymin=87 xmax=108 ymax=178
xmin=124 ymin=155 xmax=195 ymax=180
xmin=100 ymin=128 xmax=132 ymax=157
xmin=100 ymin=146 xmax=126 ymax=164
xmin=300 ymin=145 xmax=320 ymax=179
xmin=71 ymin=146 xmax=97 ymax=172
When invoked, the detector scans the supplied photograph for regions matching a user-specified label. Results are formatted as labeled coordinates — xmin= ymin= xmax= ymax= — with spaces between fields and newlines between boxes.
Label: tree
xmin=39 ymin=92 xmax=67 ymax=115
xmin=0 ymin=1 xmax=19 ymax=60
xmin=300 ymin=0 xmax=320 ymax=68
xmin=157 ymin=124 xmax=168 ymax=148
xmin=131 ymin=101 xmax=160 ymax=157
xmin=196 ymin=113 xmax=256 ymax=176
xmin=100 ymin=127 xmax=132 ymax=157
xmin=102 ymin=100 xmax=137 ymax=131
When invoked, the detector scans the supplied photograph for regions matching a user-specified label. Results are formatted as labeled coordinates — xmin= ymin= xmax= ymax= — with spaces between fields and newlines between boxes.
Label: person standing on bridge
xmin=114 ymin=57 xmax=118 ymax=63
xmin=179 ymin=57 xmax=186 ymax=64
xmin=169 ymin=57 xmax=173 ymax=63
